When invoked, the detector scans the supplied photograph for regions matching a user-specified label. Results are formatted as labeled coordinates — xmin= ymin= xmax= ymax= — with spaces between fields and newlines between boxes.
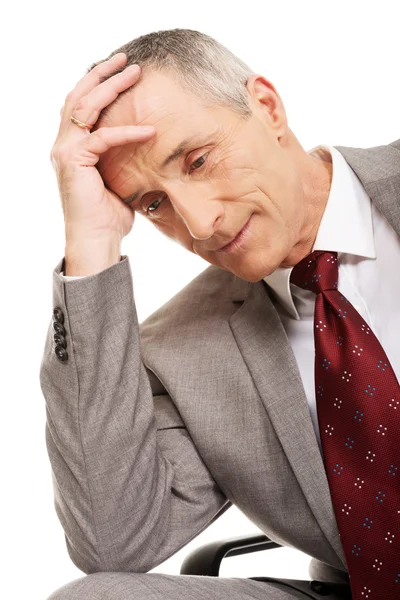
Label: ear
xmin=245 ymin=74 xmax=287 ymax=134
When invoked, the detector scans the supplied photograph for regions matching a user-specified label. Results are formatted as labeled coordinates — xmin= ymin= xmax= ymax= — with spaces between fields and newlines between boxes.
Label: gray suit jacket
xmin=39 ymin=138 xmax=400 ymax=587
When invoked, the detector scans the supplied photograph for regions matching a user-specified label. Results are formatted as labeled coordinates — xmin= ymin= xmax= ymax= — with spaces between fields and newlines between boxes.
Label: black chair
xmin=180 ymin=533 xmax=281 ymax=577
xmin=180 ymin=533 xmax=352 ymax=599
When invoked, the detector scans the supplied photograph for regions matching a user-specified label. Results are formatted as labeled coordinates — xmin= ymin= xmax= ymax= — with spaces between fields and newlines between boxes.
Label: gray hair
xmin=88 ymin=28 xmax=255 ymax=120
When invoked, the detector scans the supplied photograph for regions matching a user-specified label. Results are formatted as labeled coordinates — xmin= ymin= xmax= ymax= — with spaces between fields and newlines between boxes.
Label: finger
xmin=60 ymin=53 xmax=128 ymax=130
xmin=83 ymin=125 xmax=156 ymax=159
xmin=68 ymin=64 xmax=142 ymax=134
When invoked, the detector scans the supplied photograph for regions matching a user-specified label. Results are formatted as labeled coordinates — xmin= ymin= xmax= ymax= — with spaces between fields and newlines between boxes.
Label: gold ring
xmin=70 ymin=115 xmax=93 ymax=129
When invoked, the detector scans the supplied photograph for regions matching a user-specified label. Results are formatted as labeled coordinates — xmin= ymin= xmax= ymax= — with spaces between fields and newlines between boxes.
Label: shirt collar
xmin=263 ymin=144 xmax=376 ymax=320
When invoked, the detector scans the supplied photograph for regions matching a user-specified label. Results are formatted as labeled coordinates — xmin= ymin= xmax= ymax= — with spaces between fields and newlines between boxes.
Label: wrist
xmin=64 ymin=233 xmax=122 ymax=276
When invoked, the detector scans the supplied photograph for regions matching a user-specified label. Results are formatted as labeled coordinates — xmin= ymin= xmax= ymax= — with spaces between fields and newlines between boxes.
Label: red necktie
xmin=290 ymin=250 xmax=400 ymax=599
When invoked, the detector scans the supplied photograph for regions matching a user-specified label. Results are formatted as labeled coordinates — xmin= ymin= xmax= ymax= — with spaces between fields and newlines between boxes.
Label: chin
xmin=231 ymin=249 xmax=284 ymax=282
xmin=227 ymin=260 xmax=268 ymax=283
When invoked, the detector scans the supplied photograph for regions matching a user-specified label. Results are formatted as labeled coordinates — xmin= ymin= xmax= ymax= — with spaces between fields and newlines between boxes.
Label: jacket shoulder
xmin=140 ymin=264 xmax=239 ymax=333
xmin=335 ymin=136 xmax=400 ymax=184
xmin=139 ymin=264 xmax=246 ymax=355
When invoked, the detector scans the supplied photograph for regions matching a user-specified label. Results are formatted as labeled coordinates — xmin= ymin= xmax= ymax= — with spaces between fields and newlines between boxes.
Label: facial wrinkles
xmin=107 ymin=123 xmax=215 ymax=206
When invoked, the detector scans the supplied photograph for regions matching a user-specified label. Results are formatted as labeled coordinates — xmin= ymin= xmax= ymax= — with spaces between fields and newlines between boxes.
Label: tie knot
xmin=290 ymin=250 xmax=338 ymax=295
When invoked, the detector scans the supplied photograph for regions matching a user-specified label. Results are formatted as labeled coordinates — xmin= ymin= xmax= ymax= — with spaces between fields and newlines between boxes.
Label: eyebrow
xmin=121 ymin=133 xmax=213 ymax=207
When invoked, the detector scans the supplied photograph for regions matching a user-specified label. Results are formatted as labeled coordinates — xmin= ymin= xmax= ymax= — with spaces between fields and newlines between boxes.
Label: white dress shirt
xmin=61 ymin=144 xmax=400 ymax=453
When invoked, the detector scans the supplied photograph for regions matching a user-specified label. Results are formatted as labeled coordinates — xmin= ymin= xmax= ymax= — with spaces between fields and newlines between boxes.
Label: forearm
xmin=41 ymin=255 xmax=158 ymax=572
xmin=40 ymin=255 xmax=229 ymax=574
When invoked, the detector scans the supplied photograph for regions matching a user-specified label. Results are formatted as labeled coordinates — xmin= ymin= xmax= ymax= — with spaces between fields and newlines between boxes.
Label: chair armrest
xmin=180 ymin=533 xmax=282 ymax=576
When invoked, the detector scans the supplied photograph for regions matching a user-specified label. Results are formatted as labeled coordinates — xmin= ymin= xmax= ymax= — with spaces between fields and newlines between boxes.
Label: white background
xmin=1 ymin=1 xmax=399 ymax=598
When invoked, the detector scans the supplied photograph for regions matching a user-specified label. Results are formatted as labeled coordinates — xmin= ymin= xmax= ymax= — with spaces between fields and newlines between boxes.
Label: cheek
xmin=216 ymin=147 xmax=255 ymax=182
xmin=216 ymin=144 xmax=274 ymax=200
xmin=211 ymin=158 xmax=263 ymax=205
xmin=254 ymin=154 xmax=302 ymax=218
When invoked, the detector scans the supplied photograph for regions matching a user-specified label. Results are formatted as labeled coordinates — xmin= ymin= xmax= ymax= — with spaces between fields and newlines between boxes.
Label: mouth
xmin=216 ymin=215 xmax=253 ymax=254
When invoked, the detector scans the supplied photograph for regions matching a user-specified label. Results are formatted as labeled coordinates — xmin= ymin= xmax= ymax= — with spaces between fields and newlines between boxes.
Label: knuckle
xmin=50 ymin=144 xmax=67 ymax=165
xmin=49 ymin=144 xmax=58 ymax=161
xmin=72 ymin=98 xmax=87 ymax=113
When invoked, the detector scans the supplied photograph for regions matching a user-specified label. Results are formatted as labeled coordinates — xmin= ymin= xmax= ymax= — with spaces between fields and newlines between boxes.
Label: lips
xmin=217 ymin=216 xmax=252 ymax=252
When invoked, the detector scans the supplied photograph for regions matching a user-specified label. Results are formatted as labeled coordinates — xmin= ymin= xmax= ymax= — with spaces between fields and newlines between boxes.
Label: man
xmin=40 ymin=28 xmax=400 ymax=600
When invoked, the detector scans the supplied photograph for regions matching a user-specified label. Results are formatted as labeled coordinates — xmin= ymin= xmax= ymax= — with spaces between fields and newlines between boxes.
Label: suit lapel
xmin=229 ymin=282 xmax=346 ymax=565
xmin=228 ymin=140 xmax=400 ymax=568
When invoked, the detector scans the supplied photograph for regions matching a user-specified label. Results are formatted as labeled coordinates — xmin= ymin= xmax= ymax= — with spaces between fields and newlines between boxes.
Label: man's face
xmin=97 ymin=69 xmax=306 ymax=282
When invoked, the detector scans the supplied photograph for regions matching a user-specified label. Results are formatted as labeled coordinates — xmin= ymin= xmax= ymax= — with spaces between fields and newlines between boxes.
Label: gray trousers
xmin=47 ymin=572 xmax=352 ymax=599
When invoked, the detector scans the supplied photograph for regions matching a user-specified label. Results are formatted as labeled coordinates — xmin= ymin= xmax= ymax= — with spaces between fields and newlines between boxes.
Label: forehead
xmin=96 ymin=69 xmax=229 ymax=193
xmin=99 ymin=69 xmax=214 ymax=130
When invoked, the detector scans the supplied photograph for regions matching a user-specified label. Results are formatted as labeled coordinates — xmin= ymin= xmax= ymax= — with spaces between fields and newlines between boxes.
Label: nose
xmin=168 ymin=184 xmax=224 ymax=240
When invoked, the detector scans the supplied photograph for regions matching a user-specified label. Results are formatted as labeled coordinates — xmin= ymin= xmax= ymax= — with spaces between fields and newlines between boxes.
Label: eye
xmin=146 ymin=195 xmax=165 ymax=215
xmin=188 ymin=152 xmax=209 ymax=174
xmin=144 ymin=152 xmax=210 ymax=216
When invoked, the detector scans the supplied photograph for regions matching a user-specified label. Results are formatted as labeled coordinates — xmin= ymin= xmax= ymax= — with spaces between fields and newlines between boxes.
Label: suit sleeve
xmin=39 ymin=255 xmax=231 ymax=574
